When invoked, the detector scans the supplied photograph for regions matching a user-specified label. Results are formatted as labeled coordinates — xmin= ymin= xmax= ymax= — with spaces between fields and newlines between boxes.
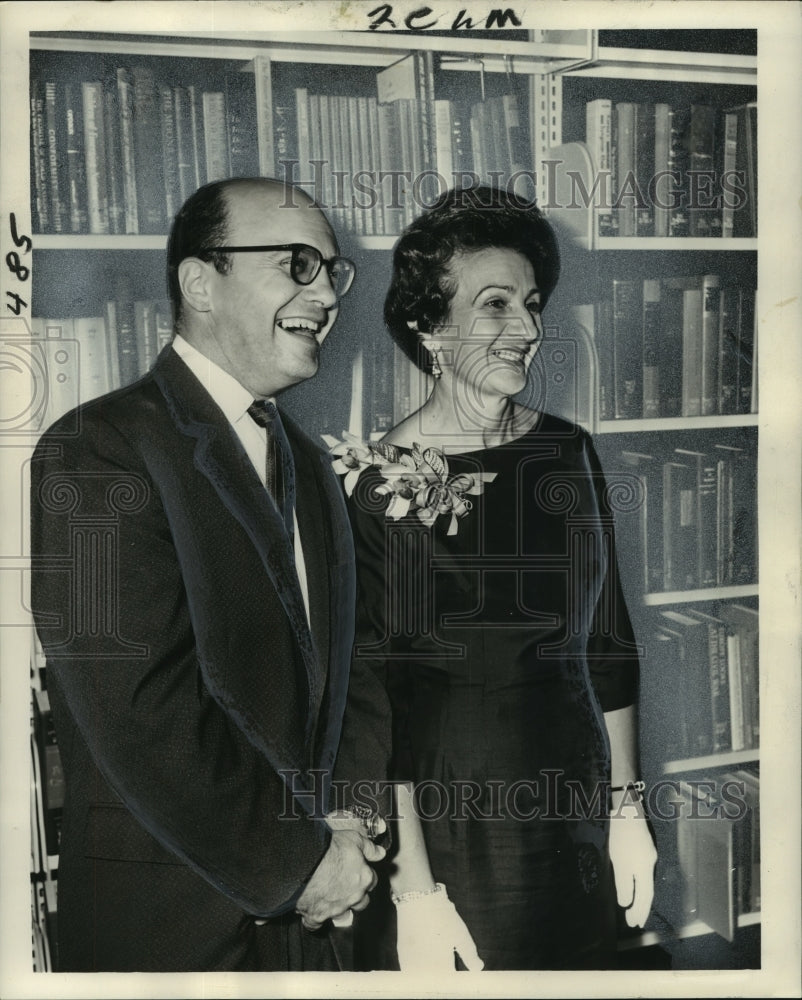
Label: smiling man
xmin=29 ymin=179 xmax=391 ymax=972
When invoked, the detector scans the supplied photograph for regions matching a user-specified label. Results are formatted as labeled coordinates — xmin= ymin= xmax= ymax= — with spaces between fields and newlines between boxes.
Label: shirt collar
xmin=172 ymin=334 xmax=274 ymax=423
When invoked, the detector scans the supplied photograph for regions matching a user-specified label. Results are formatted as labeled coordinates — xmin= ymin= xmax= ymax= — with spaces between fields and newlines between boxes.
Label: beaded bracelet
xmin=391 ymin=882 xmax=445 ymax=906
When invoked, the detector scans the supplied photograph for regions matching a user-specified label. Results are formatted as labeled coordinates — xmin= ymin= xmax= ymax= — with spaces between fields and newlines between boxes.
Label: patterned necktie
xmin=247 ymin=399 xmax=295 ymax=543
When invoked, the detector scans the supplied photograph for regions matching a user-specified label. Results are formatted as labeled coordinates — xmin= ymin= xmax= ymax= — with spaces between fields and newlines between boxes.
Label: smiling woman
xmin=335 ymin=185 xmax=657 ymax=971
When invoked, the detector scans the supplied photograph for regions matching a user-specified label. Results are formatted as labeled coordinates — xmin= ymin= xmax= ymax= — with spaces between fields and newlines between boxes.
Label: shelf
xmin=568 ymin=46 xmax=757 ymax=86
xmin=662 ymin=748 xmax=759 ymax=775
xmin=30 ymin=29 xmax=594 ymax=76
xmin=594 ymin=237 xmax=758 ymax=252
xmin=33 ymin=235 xmax=168 ymax=251
xmin=642 ymin=584 xmax=759 ymax=606
xmin=618 ymin=909 xmax=761 ymax=951
xmin=598 ymin=415 xmax=759 ymax=434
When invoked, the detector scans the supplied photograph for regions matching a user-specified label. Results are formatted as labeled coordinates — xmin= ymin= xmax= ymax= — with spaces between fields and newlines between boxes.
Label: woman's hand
xmin=394 ymin=883 xmax=484 ymax=971
xmin=608 ymin=805 xmax=657 ymax=928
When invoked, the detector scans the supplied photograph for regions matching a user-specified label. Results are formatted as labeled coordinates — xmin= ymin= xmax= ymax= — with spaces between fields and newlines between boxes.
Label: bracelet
xmin=611 ymin=780 xmax=646 ymax=796
xmin=391 ymin=882 xmax=445 ymax=906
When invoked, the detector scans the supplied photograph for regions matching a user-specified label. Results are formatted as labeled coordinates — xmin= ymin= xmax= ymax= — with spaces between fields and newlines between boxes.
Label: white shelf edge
xmin=34 ymin=235 xmax=168 ymax=251
xmin=598 ymin=414 xmax=759 ymax=433
xmin=568 ymin=46 xmax=756 ymax=86
xmin=662 ymin=748 xmax=760 ymax=775
xmin=642 ymin=584 xmax=759 ymax=606
xmin=618 ymin=910 xmax=761 ymax=951
xmin=594 ymin=237 xmax=758 ymax=252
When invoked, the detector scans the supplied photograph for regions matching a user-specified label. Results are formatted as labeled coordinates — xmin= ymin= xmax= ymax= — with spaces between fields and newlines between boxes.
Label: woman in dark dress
xmin=329 ymin=186 xmax=656 ymax=970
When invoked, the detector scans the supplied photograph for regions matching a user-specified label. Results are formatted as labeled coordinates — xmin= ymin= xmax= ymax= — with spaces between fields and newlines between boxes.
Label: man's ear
xmin=178 ymin=257 xmax=214 ymax=314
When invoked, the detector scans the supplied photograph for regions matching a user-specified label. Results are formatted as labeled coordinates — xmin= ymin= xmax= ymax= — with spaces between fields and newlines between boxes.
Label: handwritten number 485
xmin=6 ymin=213 xmax=31 ymax=315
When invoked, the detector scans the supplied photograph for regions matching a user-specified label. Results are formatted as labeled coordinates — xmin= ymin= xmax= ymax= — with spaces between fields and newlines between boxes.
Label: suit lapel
xmin=152 ymin=348 xmax=320 ymax=743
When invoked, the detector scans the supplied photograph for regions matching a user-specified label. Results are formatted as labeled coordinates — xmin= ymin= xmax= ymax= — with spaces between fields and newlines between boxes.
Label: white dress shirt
xmin=172 ymin=334 xmax=310 ymax=623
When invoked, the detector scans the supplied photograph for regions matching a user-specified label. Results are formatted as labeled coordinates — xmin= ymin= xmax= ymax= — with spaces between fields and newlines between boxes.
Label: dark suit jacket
xmin=30 ymin=346 xmax=391 ymax=971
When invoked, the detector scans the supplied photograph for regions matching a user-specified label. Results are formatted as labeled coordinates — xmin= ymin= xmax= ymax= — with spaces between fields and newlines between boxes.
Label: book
xmin=132 ymin=65 xmax=166 ymax=233
xmin=63 ymin=81 xmax=88 ymax=233
xmin=44 ymin=80 xmax=66 ymax=234
xmin=657 ymin=277 xmax=685 ymax=417
xmin=720 ymin=108 xmax=739 ymax=238
xmin=652 ymin=102 xmax=671 ymax=237
xmin=662 ymin=459 xmax=697 ymax=591
xmin=667 ymin=106 xmax=691 ymax=237
xmin=620 ymin=450 xmax=664 ymax=593
xmin=681 ymin=287 xmax=703 ymax=417
xmin=116 ymin=68 xmax=139 ymax=234
xmin=102 ymin=80 xmax=125 ymax=234
xmin=641 ymin=278 xmax=661 ymax=418
xmin=674 ymin=447 xmax=718 ymax=589
xmin=253 ymin=54 xmax=274 ymax=176
xmin=713 ymin=443 xmax=757 ymax=586
xmin=658 ymin=609 xmax=714 ymax=755
xmin=695 ymin=784 xmax=737 ymax=940
xmin=81 ymin=80 xmax=110 ymax=234
xmin=154 ymin=300 xmax=174 ymax=352
xmin=186 ymin=84 xmax=206 ymax=189
xmin=718 ymin=602 xmax=760 ymax=750
xmin=717 ymin=285 xmax=741 ymax=413
xmin=173 ymin=85 xmax=196 ymax=206
xmin=105 ymin=294 xmax=139 ymax=387
xmin=30 ymin=80 xmax=51 ymax=231
xmin=634 ymin=102 xmax=655 ymax=236
xmin=686 ymin=607 xmax=731 ymax=752
xmin=76 ymin=315 xmax=111 ymax=404
xmin=686 ymin=104 xmax=719 ymax=237
xmin=226 ymin=69 xmax=258 ymax=179
xmin=159 ymin=85 xmax=181 ymax=221
xmin=202 ymin=91 xmax=230 ymax=183
xmin=613 ymin=101 xmax=637 ymax=237
xmin=735 ymin=287 xmax=756 ymax=414
xmin=134 ymin=299 xmax=158 ymax=376
xmin=699 ymin=274 xmax=721 ymax=415
xmin=730 ymin=102 xmax=757 ymax=237
xmin=611 ymin=278 xmax=642 ymax=418
xmin=585 ymin=97 xmax=614 ymax=237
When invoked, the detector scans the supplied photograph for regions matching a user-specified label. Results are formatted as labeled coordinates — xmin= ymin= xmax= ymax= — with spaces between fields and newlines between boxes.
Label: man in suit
xmin=29 ymin=178 xmax=391 ymax=971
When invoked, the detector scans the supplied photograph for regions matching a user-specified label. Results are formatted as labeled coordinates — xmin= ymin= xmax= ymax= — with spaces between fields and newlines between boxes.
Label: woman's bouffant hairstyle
xmin=384 ymin=185 xmax=560 ymax=373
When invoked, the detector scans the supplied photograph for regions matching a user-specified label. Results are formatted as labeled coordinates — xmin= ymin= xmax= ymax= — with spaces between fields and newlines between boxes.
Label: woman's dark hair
xmin=384 ymin=185 xmax=560 ymax=372
xmin=166 ymin=180 xmax=234 ymax=327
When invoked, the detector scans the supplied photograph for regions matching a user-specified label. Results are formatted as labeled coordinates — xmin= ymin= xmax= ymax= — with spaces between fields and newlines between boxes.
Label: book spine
xmin=116 ymin=68 xmax=139 ymax=234
xmin=585 ymin=98 xmax=614 ymax=238
xmin=81 ymin=81 xmax=110 ymax=234
xmin=717 ymin=285 xmax=739 ymax=414
xmin=614 ymin=102 xmax=636 ymax=238
xmin=253 ymin=54 xmax=275 ymax=176
xmin=111 ymin=297 xmax=139 ymax=386
xmin=653 ymin=102 xmax=671 ymax=238
xmin=44 ymin=81 xmax=66 ymax=234
xmin=103 ymin=82 xmax=125 ymax=235
xmin=668 ymin=106 xmax=691 ymax=237
xmin=642 ymin=278 xmax=661 ymax=418
xmin=134 ymin=299 xmax=157 ymax=375
xmin=160 ymin=85 xmax=180 ymax=221
xmin=635 ymin=102 xmax=655 ymax=236
xmin=356 ymin=96 xmax=375 ymax=237
xmin=687 ymin=104 xmax=718 ymax=237
xmin=103 ymin=301 xmax=121 ymax=389
xmin=132 ymin=65 xmax=166 ymax=233
xmin=681 ymin=287 xmax=703 ymax=417
xmin=186 ymin=84 xmax=206 ymax=189
xmin=736 ymin=288 xmax=756 ymax=414
xmin=30 ymin=83 xmax=51 ymax=232
xmin=700 ymin=274 xmax=721 ymax=415
xmin=367 ymin=97 xmax=384 ymax=236
xmin=726 ymin=632 xmax=745 ymax=751
xmin=154 ymin=300 xmax=174 ymax=351
xmin=33 ymin=690 xmax=65 ymax=858
xmin=76 ymin=315 xmax=111 ymax=403
xmin=611 ymin=278 xmax=642 ymax=418
xmin=202 ymin=91 xmax=230 ymax=183
xmin=594 ymin=300 xmax=614 ymax=421
xmin=63 ymin=82 xmax=88 ymax=233
xmin=720 ymin=110 xmax=739 ymax=238
xmin=294 ymin=87 xmax=312 ymax=196
xmin=173 ymin=86 xmax=195 ymax=205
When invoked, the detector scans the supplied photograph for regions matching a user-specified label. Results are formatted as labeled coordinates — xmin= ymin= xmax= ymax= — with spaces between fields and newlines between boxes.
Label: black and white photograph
xmin=0 ymin=1 xmax=799 ymax=997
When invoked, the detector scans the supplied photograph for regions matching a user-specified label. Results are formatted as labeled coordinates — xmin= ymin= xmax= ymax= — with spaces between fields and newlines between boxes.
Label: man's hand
xmin=609 ymin=807 xmax=657 ymax=928
xmin=296 ymin=812 xmax=387 ymax=931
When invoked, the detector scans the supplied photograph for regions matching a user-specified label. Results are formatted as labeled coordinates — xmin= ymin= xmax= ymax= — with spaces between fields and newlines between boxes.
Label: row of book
xmin=673 ymin=767 xmax=760 ymax=938
xmin=33 ymin=299 xmax=173 ymax=428
xmin=584 ymin=99 xmax=757 ymax=238
xmin=619 ymin=442 xmax=756 ymax=594
xmin=30 ymin=53 xmax=528 ymax=239
xmin=573 ymin=276 xmax=757 ymax=421
xmin=30 ymin=60 xmax=274 ymax=236
xmin=649 ymin=603 xmax=759 ymax=759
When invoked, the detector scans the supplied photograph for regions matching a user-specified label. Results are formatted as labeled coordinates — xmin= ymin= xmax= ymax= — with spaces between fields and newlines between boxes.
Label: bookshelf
xmin=25 ymin=25 xmax=761 ymax=971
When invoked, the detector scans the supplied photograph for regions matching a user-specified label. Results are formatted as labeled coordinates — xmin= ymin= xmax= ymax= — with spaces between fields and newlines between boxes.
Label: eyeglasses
xmin=200 ymin=243 xmax=356 ymax=299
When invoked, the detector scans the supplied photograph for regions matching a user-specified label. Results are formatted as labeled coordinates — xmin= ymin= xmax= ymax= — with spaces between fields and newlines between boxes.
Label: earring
xmin=430 ymin=348 xmax=442 ymax=380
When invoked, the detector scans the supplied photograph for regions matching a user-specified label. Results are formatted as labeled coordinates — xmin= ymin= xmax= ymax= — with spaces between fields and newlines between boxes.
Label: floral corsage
xmin=322 ymin=432 xmax=497 ymax=536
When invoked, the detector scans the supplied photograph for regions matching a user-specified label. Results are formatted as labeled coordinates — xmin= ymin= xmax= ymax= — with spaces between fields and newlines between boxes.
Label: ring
xmin=345 ymin=805 xmax=383 ymax=840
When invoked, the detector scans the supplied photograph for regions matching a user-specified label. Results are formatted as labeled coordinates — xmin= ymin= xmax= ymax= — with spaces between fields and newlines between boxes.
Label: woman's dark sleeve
xmin=584 ymin=431 xmax=642 ymax=712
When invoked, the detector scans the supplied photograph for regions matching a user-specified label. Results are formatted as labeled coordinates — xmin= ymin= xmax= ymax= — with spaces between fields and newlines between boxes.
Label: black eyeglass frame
xmin=199 ymin=243 xmax=356 ymax=297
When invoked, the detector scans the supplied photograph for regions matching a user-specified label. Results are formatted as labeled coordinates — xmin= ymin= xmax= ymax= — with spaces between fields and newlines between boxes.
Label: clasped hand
xmin=295 ymin=811 xmax=387 ymax=931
